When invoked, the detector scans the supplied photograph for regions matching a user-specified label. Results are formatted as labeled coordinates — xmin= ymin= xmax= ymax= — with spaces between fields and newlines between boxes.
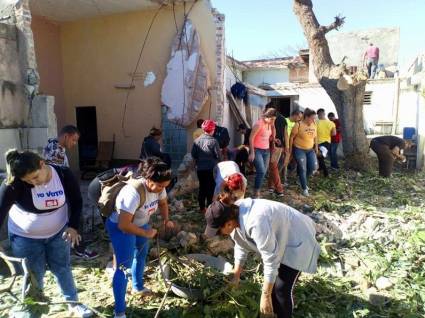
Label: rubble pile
xmin=0 ymin=170 xmax=424 ymax=317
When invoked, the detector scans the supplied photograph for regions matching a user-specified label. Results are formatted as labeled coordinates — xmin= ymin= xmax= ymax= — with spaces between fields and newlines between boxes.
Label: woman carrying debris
xmin=248 ymin=108 xmax=277 ymax=198
xmin=0 ymin=150 xmax=92 ymax=317
xmin=370 ymin=135 xmax=407 ymax=177
xmin=204 ymin=179 xmax=320 ymax=318
xmin=289 ymin=108 xmax=318 ymax=197
xmin=106 ymin=157 xmax=174 ymax=318
xmin=191 ymin=119 xmax=221 ymax=213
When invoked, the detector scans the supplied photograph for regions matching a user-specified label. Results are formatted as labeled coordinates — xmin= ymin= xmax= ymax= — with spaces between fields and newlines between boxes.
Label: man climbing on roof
xmin=364 ymin=43 xmax=380 ymax=79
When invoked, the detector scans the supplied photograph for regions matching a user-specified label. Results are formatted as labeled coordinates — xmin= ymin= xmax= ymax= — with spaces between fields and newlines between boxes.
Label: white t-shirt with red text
xmin=110 ymin=179 xmax=167 ymax=227
xmin=8 ymin=167 xmax=68 ymax=239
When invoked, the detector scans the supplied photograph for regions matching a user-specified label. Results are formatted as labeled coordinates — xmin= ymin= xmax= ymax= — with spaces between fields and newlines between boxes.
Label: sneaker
xmin=74 ymin=248 xmax=99 ymax=260
xmin=68 ymin=304 xmax=93 ymax=318
xmin=268 ymin=188 xmax=275 ymax=193
xmin=114 ymin=314 xmax=126 ymax=318
xmin=274 ymin=191 xmax=284 ymax=197
xmin=132 ymin=287 xmax=153 ymax=296
xmin=302 ymin=189 xmax=309 ymax=197
xmin=106 ymin=261 xmax=115 ymax=278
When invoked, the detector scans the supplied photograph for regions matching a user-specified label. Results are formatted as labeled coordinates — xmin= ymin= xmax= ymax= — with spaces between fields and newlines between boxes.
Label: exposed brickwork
xmin=212 ymin=8 xmax=225 ymax=125
xmin=14 ymin=0 xmax=38 ymax=76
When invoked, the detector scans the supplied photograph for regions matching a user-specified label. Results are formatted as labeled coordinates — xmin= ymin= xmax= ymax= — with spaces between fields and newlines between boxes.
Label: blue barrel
xmin=403 ymin=127 xmax=416 ymax=140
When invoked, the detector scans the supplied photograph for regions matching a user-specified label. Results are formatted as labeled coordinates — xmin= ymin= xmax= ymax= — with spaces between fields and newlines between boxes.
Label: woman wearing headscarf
xmin=191 ymin=119 xmax=221 ymax=212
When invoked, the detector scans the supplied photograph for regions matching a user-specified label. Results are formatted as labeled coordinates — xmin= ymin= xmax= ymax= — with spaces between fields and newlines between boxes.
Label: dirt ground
xmin=1 ymin=164 xmax=424 ymax=318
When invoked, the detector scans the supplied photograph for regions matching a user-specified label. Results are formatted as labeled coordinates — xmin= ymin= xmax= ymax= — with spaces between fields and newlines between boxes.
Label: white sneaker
xmin=106 ymin=261 xmax=115 ymax=278
xmin=68 ymin=304 xmax=93 ymax=318
xmin=302 ymin=189 xmax=309 ymax=197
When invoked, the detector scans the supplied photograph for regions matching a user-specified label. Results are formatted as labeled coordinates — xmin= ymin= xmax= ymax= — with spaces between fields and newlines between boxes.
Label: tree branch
xmin=319 ymin=15 xmax=346 ymax=34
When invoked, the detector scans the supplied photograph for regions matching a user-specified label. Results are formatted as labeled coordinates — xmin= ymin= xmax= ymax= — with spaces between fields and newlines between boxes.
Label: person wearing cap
xmin=191 ymin=119 xmax=221 ymax=213
xmin=204 ymin=177 xmax=320 ymax=318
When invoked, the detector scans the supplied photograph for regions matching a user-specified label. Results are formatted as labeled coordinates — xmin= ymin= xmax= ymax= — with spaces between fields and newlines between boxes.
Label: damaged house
xmin=226 ymin=27 xmax=425 ymax=169
xmin=0 ymin=0 xmax=226 ymax=170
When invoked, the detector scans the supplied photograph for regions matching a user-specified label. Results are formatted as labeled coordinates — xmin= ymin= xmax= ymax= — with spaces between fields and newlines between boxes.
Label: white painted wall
xmin=244 ymin=69 xmax=289 ymax=87
xmin=417 ymin=95 xmax=425 ymax=169
xmin=297 ymin=85 xmax=336 ymax=113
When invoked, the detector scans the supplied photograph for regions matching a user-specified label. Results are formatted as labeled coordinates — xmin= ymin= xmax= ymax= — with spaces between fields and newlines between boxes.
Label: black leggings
xmin=196 ymin=169 xmax=215 ymax=210
xmin=317 ymin=142 xmax=330 ymax=177
xmin=272 ymin=264 xmax=301 ymax=318
xmin=370 ymin=141 xmax=394 ymax=177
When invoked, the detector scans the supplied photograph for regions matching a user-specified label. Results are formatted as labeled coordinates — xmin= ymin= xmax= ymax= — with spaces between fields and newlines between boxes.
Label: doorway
xmin=76 ymin=106 xmax=98 ymax=168
xmin=270 ymin=97 xmax=291 ymax=117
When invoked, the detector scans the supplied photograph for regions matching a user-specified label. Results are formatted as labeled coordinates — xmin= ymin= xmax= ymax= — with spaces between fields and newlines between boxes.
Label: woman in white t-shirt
xmin=106 ymin=157 xmax=174 ymax=318
xmin=0 ymin=150 xmax=92 ymax=317
xmin=213 ymin=161 xmax=246 ymax=200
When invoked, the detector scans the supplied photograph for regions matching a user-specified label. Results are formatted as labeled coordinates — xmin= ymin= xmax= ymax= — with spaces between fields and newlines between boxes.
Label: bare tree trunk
xmin=293 ymin=0 xmax=370 ymax=170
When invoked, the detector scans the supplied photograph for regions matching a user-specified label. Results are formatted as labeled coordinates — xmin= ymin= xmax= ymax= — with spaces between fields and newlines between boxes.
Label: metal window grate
xmin=161 ymin=106 xmax=187 ymax=170
xmin=363 ymin=91 xmax=372 ymax=105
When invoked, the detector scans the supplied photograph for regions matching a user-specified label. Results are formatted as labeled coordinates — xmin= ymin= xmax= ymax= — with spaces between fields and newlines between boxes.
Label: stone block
xmin=0 ymin=23 xmax=17 ymax=41
xmin=30 ymin=95 xmax=57 ymax=131
xmin=25 ymin=127 xmax=55 ymax=151
xmin=0 ymin=128 xmax=23 ymax=170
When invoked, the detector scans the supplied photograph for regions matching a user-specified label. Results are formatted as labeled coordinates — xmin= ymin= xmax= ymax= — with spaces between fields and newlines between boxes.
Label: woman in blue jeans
xmin=248 ymin=108 xmax=277 ymax=198
xmin=0 ymin=150 xmax=92 ymax=317
xmin=107 ymin=157 xmax=174 ymax=318
xmin=289 ymin=109 xmax=318 ymax=196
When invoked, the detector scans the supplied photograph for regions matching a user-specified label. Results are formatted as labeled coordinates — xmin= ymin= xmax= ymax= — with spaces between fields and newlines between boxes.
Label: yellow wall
xmin=60 ymin=0 xmax=217 ymax=164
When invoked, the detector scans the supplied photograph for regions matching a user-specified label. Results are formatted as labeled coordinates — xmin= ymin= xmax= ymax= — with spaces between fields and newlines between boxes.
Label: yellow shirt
xmin=292 ymin=121 xmax=317 ymax=150
xmin=317 ymin=119 xmax=336 ymax=144
xmin=192 ymin=128 xmax=203 ymax=141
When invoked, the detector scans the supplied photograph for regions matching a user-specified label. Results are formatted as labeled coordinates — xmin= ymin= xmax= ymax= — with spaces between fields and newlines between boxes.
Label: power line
xmin=120 ymin=4 xmax=164 ymax=137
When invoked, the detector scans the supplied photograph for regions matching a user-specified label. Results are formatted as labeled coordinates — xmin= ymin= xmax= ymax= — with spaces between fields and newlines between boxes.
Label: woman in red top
xmin=248 ymin=108 xmax=277 ymax=198
xmin=327 ymin=112 xmax=341 ymax=169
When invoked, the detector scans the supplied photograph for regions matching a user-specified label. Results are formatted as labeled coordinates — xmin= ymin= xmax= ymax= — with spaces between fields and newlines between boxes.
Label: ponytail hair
xmin=218 ymin=173 xmax=247 ymax=205
xmin=5 ymin=149 xmax=43 ymax=184
xmin=137 ymin=157 xmax=172 ymax=183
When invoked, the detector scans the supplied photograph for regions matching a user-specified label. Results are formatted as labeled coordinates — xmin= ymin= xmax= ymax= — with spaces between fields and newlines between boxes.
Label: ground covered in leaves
xmin=1 ymin=167 xmax=424 ymax=318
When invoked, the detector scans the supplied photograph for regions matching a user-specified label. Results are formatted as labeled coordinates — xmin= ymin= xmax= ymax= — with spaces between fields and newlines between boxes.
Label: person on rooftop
xmin=364 ymin=43 xmax=380 ymax=79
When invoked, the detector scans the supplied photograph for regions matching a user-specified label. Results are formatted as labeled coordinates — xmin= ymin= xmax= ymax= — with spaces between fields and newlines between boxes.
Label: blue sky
xmin=211 ymin=0 xmax=425 ymax=68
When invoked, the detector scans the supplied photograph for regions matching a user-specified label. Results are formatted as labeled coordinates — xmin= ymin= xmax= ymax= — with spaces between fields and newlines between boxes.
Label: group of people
xmin=0 ymin=106 xmax=406 ymax=318
xmin=191 ymin=104 xmax=342 ymax=207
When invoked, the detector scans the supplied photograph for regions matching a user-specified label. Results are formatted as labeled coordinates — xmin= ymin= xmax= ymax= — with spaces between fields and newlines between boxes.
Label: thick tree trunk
xmin=293 ymin=0 xmax=370 ymax=170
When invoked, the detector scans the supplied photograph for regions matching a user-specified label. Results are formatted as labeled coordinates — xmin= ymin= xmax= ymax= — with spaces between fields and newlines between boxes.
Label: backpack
xmin=97 ymin=169 xmax=146 ymax=218
xmin=213 ymin=126 xmax=230 ymax=149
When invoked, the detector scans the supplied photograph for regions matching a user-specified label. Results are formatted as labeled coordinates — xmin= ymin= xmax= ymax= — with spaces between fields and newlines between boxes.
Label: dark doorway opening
xmin=270 ymin=97 xmax=291 ymax=117
xmin=76 ymin=106 xmax=98 ymax=169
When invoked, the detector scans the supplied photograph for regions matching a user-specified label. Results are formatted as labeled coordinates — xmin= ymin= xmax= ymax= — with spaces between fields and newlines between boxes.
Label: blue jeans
xmin=330 ymin=142 xmax=339 ymax=169
xmin=367 ymin=58 xmax=378 ymax=79
xmin=9 ymin=226 xmax=78 ymax=301
xmin=253 ymin=148 xmax=270 ymax=191
xmin=107 ymin=219 xmax=150 ymax=314
xmin=293 ymin=147 xmax=317 ymax=190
